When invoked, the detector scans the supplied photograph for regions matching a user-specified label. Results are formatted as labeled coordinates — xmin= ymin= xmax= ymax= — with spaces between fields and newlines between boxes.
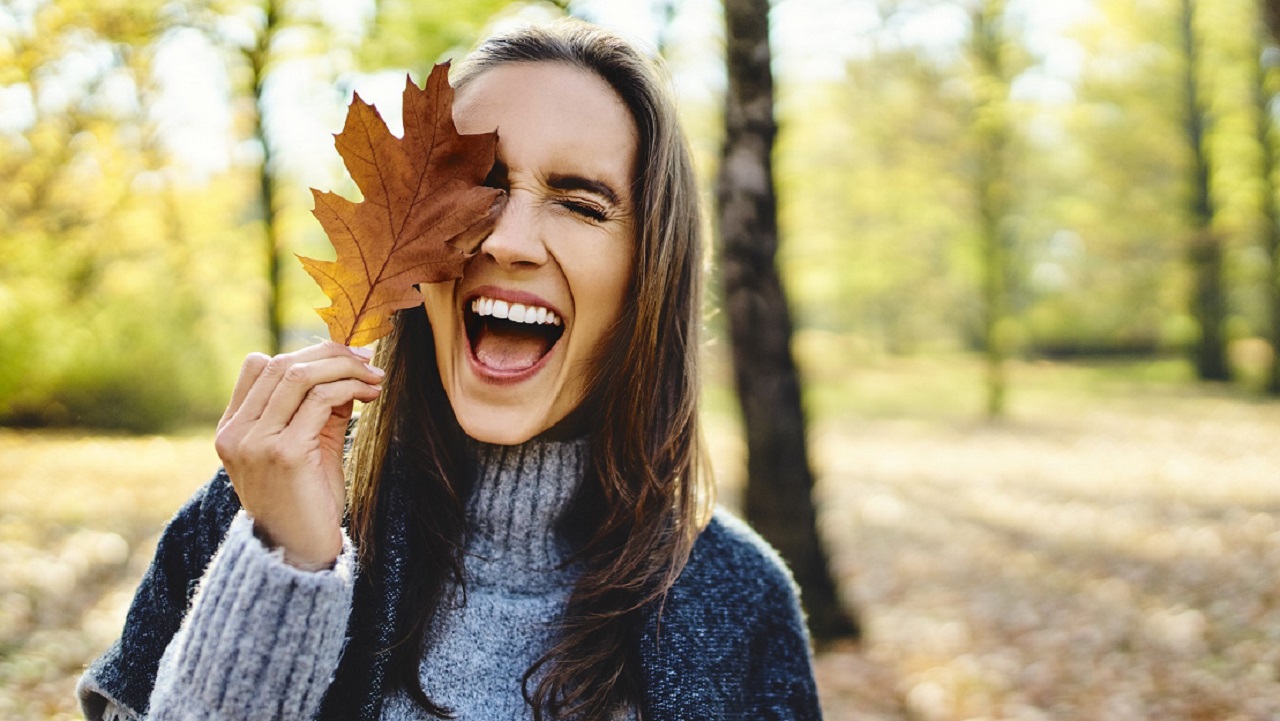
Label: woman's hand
xmin=214 ymin=341 xmax=384 ymax=570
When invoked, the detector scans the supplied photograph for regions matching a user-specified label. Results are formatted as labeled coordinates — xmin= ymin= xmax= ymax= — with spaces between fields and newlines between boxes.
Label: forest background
xmin=5 ymin=0 xmax=1280 ymax=719
xmin=5 ymin=0 xmax=1280 ymax=430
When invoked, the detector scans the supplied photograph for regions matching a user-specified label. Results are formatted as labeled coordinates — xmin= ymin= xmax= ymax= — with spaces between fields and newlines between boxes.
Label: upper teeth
xmin=471 ymin=296 xmax=562 ymax=326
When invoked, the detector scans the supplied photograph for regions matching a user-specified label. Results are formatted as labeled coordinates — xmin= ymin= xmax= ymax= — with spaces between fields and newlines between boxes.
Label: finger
xmin=219 ymin=353 xmax=270 ymax=430
xmin=256 ymin=355 xmax=385 ymax=433
xmin=279 ymin=379 xmax=382 ymax=446
xmin=233 ymin=341 xmax=374 ymax=426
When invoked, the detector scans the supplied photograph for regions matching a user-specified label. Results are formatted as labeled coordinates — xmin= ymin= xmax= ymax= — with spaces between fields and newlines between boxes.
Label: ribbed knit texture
xmin=463 ymin=439 xmax=584 ymax=592
xmin=83 ymin=440 xmax=606 ymax=721
xmin=381 ymin=438 xmax=592 ymax=718
xmin=146 ymin=511 xmax=355 ymax=721
xmin=79 ymin=444 xmax=823 ymax=720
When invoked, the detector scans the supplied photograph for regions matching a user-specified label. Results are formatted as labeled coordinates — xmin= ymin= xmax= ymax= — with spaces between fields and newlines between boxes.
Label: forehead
xmin=452 ymin=62 xmax=638 ymax=197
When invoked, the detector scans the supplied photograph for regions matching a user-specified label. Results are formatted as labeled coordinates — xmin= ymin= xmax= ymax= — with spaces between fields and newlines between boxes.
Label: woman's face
xmin=420 ymin=62 xmax=638 ymax=445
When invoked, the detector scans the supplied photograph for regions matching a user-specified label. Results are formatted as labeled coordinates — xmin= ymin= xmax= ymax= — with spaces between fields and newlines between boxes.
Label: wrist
xmin=282 ymin=548 xmax=339 ymax=572
xmin=250 ymin=519 xmax=340 ymax=571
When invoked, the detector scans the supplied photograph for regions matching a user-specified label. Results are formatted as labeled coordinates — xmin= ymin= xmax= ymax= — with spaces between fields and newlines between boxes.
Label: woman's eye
xmin=559 ymin=199 xmax=607 ymax=222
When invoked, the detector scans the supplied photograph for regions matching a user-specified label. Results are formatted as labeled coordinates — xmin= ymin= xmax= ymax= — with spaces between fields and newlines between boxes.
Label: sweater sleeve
xmin=744 ymin=570 xmax=823 ymax=720
xmin=635 ymin=511 xmax=823 ymax=721
xmin=79 ymin=510 xmax=356 ymax=721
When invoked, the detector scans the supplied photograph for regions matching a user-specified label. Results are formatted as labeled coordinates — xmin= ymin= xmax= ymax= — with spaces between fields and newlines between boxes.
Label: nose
xmin=478 ymin=194 xmax=548 ymax=270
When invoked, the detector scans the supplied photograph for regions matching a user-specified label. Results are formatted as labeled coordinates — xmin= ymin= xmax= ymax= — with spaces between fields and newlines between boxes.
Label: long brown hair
xmin=346 ymin=20 xmax=712 ymax=720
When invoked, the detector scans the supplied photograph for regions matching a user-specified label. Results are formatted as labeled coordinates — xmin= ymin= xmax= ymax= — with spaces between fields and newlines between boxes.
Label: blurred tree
xmin=1260 ymin=0 xmax=1280 ymax=394
xmin=1022 ymin=1 xmax=1185 ymax=358
xmin=1027 ymin=0 xmax=1259 ymax=363
xmin=1182 ymin=0 xmax=1232 ymax=380
xmin=176 ymin=0 xmax=352 ymax=354
xmin=718 ymin=0 xmax=857 ymax=640
xmin=970 ymin=0 xmax=1015 ymax=416
xmin=0 ymin=0 xmax=229 ymax=431
xmin=777 ymin=50 xmax=973 ymax=355
xmin=248 ymin=0 xmax=286 ymax=354
xmin=772 ymin=0 xmax=1276 ymax=399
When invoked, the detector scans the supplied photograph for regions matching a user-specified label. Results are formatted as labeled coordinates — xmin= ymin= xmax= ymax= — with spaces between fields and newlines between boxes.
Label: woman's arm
xmin=79 ymin=511 xmax=356 ymax=721
xmin=743 ymin=577 xmax=823 ymax=720
xmin=79 ymin=341 xmax=380 ymax=719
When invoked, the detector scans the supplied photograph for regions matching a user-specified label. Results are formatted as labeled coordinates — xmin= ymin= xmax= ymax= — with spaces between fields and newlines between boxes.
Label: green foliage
xmin=7 ymin=0 xmax=1280 ymax=432
xmin=0 ymin=0 xmax=225 ymax=432
xmin=774 ymin=0 xmax=1277 ymax=390
xmin=0 ymin=0 xmax=533 ymax=433
xmin=43 ymin=354 xmax=191 ymax=433
xmin=0 ymin=173 xmax=235 ymax=431
xmin=777 ymin=50 xmax=975 ymax=354
xmin=360 ymin=0 xmax=562 ymax=72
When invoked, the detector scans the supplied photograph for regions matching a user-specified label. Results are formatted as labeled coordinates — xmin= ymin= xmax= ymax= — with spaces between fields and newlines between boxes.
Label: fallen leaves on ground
xmin=803 ymin=392 xmax=1280 ymax=720
xmin=0 ymin=433 xmax=216 ymax=721
xmin=4 ymin=376 xmax=1280 ymax=719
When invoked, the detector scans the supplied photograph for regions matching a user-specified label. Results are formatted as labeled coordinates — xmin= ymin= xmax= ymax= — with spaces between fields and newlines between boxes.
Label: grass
xmin=3 ymin=351 xmax=1280 ymax=719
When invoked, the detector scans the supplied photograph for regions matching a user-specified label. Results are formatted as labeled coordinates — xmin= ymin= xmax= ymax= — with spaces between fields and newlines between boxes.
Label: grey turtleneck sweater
xmin=384 ymin=439 xmax=589 ymax=717
xmin=87 ymin=438 xmax=598 ymax=721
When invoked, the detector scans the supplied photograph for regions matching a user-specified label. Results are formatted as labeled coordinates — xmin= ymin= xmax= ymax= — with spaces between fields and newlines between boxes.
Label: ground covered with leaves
xmin=3 ymin=359 xmax=1279 ymax=720
xmin=795 ymin=362 xmax=1280 ymax=720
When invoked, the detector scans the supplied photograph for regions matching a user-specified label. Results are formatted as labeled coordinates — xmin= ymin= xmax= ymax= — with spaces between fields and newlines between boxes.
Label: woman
xmin=78 ymin=20 xmax=821 ymax=721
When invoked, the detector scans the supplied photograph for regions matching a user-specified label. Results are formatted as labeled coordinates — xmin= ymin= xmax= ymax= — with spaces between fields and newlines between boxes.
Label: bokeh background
xmin=3 ymin=0 xmax=1280 ymax=719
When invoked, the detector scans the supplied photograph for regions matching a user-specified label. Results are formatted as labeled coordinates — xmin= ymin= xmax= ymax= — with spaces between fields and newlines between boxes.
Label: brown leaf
xmin=299 ymin=62 xmax=504 ymax=346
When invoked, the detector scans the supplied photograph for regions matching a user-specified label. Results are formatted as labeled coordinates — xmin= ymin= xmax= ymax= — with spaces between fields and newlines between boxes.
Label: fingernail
xmin=365 ymin=363 xmax=385 ymax=377
xmin=350 ymin=345 xmax=374 ymax=359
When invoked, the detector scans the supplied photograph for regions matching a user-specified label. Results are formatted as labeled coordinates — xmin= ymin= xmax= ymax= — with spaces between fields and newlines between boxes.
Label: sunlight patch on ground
xmin=812 ymin=393 xmax=1280 ymax=719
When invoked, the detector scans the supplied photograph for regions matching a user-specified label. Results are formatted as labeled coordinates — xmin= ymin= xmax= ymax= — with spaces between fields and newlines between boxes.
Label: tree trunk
xmin=1182 ymin=0 xmax=1231 ymax=381
xmin=972 ymin=0 xmax=1011 ymax=418
xmin=248 ymin=0 xmax=284 ymax=354
xmin=1259 ymin=0 xmax=1280 ymax=394
xmin=717 ymin=0 xmax=857 ymax=641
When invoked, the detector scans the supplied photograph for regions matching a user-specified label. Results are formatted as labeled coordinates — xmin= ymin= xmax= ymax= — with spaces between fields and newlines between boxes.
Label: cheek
xmin=570 ymin=248 xmax=633 ymax=351
xmin=599 ymin=265 xmax=632 ymax=321
xmin=598 ymin=236 xmax=635 ymax=324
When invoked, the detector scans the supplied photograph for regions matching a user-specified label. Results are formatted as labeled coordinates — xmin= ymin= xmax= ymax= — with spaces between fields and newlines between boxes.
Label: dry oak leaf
xmin=299 ymin=62 xmax=504 ymax=346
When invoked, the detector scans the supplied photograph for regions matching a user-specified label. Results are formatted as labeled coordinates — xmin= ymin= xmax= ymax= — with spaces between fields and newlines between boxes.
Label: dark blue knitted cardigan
xmin=82 ymin=465 xmax=822 ymax=720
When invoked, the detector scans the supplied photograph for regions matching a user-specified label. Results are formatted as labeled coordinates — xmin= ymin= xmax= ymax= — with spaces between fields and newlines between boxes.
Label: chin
xmin=452 ymin=404 xmax=553 ymax=446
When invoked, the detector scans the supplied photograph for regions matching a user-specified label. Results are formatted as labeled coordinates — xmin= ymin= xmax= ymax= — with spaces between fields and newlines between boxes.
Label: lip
xmin=461 ymin=284 xmax=568 ymax=385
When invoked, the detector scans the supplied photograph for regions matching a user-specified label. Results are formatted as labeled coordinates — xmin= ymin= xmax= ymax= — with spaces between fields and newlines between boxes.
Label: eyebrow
xmin=546 ymin=173 xmax=622 ymax=207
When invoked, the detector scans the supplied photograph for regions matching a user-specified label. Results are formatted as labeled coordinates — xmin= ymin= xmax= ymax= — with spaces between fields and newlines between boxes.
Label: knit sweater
xmin=78 ymin=439 xmax=823 ymax=720
xmin=383 ymin=439 xmax=601 ymax=717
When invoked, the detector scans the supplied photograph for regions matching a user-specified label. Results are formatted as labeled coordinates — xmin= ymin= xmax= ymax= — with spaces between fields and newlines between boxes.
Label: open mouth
xmin=464 ymin=295 xmax=566 ymax=373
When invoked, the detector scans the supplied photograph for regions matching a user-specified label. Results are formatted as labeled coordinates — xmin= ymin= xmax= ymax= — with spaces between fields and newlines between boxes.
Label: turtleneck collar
xmin=463 ymin=437 xmax=589 ymax=593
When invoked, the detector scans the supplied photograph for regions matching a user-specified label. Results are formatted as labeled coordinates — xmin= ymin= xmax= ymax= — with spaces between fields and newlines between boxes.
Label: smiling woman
xmin=423 ymin=61 xmax=637 ymax=445
xmin=76 ymin=19 xmax=822 ymax=721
